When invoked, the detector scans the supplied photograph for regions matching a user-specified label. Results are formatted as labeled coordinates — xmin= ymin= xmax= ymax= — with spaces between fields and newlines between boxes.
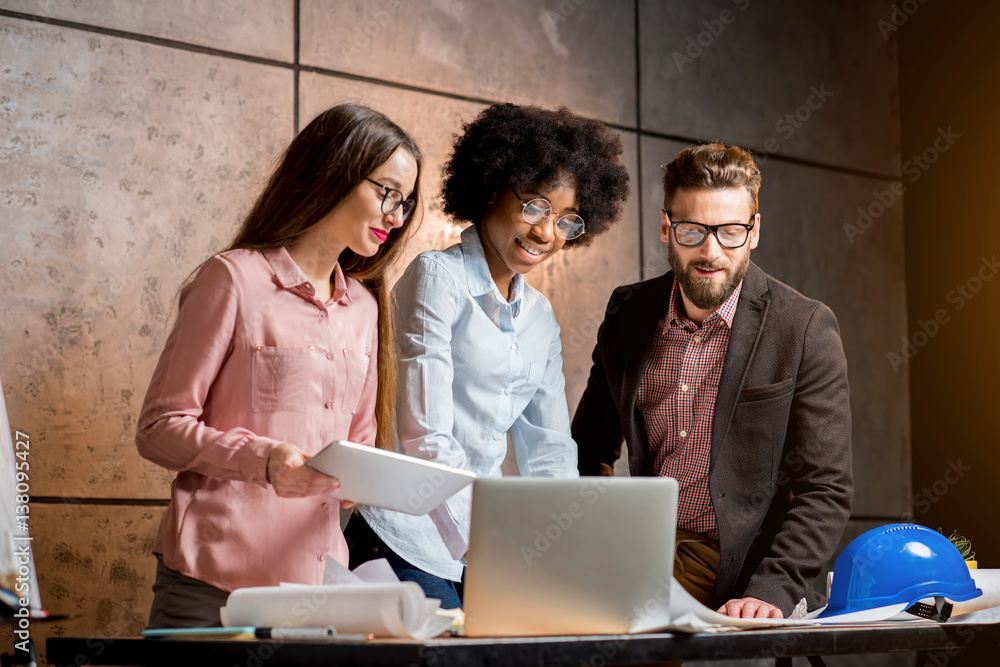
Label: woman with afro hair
xmin=347 ymin=103 xmax=631 ymax=609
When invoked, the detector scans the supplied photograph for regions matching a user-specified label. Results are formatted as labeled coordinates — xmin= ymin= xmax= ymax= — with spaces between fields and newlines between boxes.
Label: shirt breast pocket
xmin=511 ymin=361 xmax=545 ymax=418
xmin=252 ymin=347 xmax=320 ymax=413
xmin=342 ymin=349 xmax=371 ymax=415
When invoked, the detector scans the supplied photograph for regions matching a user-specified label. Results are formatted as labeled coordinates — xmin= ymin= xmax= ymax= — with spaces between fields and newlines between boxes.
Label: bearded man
xmin=572 ymin=143 xmax=853 ymax=619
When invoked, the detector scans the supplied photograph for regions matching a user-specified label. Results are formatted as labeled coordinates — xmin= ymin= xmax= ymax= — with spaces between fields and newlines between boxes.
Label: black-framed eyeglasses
xmin=666 ymin=213 xmax=756 ymax=249
xmin=511 ymin=188 xmax=585 ymax=240
xmin=366 ymin=178 xmax=416 ymax=222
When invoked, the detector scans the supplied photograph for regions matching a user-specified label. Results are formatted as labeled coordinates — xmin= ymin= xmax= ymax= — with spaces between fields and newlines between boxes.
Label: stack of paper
xmin=219 ymin=558 xmax=452 ymax=639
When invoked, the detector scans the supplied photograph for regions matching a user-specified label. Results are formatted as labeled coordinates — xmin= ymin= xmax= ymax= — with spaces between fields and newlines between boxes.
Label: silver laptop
xmin=464 ymin=477 xmax=678 ymax=637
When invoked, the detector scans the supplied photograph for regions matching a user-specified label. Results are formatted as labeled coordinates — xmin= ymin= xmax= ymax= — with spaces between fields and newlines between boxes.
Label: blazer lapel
xmin=622 ymin=272 xmax=674 ymax=455
xmin=712 ymin=263 xmax=770 ymax=448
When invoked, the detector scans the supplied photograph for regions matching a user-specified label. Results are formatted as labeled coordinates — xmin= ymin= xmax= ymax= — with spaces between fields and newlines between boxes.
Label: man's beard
xmin=667 ymin=240 xmax=751 ymax=311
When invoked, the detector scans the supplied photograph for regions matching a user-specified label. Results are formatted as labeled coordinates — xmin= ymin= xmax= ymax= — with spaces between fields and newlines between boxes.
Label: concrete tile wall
xmin=0 ymin=0 xmax=295 ymax=61
xmin=27 ymin=504 xmax=159 ymax=667
xmin=300 ymin=0 xmax=637 ymax=127
xmin=639 ymin=0 xmax=900 ymax=175
xmin=0 ymin=16 xmax=294 ymax=500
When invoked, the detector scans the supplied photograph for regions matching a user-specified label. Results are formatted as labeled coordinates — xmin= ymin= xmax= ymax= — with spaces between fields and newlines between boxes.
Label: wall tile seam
xmin=634 ymin=0 xmax=644 ymax=281
xmin=293 ymin=0 xmax=300 ymax=133
xmin=30 ymin=497 xmax=169 ymax=506
xmin=0 ymin=8 xmax=293 ymax=71
xmin=3 ymin=9 xmax=900 ymax=182
xmin=640 ymin=128 xmax=902 ymax=184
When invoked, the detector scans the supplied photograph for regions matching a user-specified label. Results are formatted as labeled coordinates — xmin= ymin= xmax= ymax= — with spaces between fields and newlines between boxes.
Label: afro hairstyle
xmin=440 ymin=103 xmax=631 ymax=248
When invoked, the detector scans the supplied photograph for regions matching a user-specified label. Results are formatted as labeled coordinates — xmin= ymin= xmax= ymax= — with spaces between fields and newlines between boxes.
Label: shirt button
xmin=681 ymin=384 xmax=689 ymax=392
xmin=319 ymin=311 xmax=327 ymax=318
xmin=319 ymin=554 xmax=326 ymax=562
xmin=321 ymin=502 xmax=330 ymax=511
xmin=308 ymin=345 xmax=315 ymax=350
xmin=509 ymin=343 xmax=517 ymax=350
xmin=693 ymin=335 xmax=702 ymax=343
xmin=326 ymin=353 xmax=334 ymax=360
xmin=325 ymin=401 xmax=334 ymax=409
xmin=504 ymin=387 xmax=511 ymax=395
xmin=679 ymin=430 xmax=688 ymax=438
xmin=493 ymin=433 xmax=502 ymax=441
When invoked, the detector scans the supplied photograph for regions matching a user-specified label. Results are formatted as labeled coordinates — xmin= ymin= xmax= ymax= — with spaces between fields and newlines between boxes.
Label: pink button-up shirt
xmin=136 ymin=247 xmax=378 ymax=592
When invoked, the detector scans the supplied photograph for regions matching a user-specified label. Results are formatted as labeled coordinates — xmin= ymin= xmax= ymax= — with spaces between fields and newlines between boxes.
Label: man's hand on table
xmin=718 ymin=597 xmax=784 ymax=619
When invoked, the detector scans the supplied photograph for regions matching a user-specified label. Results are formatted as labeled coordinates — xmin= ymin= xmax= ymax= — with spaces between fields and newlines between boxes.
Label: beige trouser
xmin=658 ymin=529 xmax=721 ymax=667
xmin=673 ymin=528 xmax=721 ymax=606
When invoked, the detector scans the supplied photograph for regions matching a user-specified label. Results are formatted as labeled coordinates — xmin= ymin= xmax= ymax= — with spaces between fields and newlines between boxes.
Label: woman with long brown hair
xmin=136 ymin=103 xmax=422 ymax=628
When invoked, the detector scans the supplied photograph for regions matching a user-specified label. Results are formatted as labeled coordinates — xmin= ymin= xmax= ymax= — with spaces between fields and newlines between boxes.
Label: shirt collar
xmin=668 ymin=276 xmax=742 ymax=329
xmin=461 ymin=225 xmax=524 ymax=315
xmin=262 ymin=246 xmax=350 ymax=304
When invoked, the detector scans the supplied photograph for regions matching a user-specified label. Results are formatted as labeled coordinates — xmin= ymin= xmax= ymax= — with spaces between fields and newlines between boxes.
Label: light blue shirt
xmin=361 ymin=226 xmax=579 ymax=581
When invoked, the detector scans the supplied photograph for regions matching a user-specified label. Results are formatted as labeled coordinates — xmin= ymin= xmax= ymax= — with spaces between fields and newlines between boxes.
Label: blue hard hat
xmin=818 ymin=523 xmax=981 ymax=619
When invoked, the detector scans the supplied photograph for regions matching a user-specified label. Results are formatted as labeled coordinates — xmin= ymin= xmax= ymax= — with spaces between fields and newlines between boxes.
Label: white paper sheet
xmin=948 ymin=604 xmax=1000 ymax=625
xmin=219 ymin=558 xmax=453 ymax=639
xmin=306 ymin=440 xmax=475 ymax=515
xmin=806 ymin=603 xmax=912 ymax=624
xmin=629 ymin=577 xmax=821 ymax=634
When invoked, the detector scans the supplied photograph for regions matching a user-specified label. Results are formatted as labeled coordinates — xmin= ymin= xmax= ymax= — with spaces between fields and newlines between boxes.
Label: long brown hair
xmin=230 ymin=103 xmax=422 ymax=450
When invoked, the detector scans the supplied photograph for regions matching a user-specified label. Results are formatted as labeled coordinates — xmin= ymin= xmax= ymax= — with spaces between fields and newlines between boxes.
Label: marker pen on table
xmin=255 ymin=626 xmax=352 ymax=640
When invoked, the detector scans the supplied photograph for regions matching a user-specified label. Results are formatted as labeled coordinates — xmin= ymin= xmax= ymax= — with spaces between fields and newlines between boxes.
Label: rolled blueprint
xmin=953 ymin=569 xmax=1000 ymax=616
xmin=219 ymin=582 xmax=451 ymax=639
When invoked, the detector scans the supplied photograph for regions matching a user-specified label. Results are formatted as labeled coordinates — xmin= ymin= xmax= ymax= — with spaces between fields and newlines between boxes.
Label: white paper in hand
xmin=306 ymin=440 xmax=476 ymax=515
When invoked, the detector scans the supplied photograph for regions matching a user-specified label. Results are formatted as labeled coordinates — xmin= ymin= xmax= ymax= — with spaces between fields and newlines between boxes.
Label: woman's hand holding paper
xmin=267 ymin=443 xmax=343 ymax=498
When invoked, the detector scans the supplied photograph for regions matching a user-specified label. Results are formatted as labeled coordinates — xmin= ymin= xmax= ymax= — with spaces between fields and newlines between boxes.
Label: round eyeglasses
xmin=511 ymin=188 xmax=585 ymax=240
xmin=366 ymin=178 xmax=416 ymax=222
xmin=667 ymin=215 xmax=756 ymax=249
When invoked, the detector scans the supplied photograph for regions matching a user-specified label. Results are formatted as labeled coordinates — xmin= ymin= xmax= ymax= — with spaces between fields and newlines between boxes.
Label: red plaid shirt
xmin=637 ymin=278 xmax=742 ymax=540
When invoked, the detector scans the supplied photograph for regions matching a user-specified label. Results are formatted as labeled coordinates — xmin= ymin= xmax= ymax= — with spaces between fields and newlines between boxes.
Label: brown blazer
xmin=572 ymin=262 xmax=853 ymax=614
